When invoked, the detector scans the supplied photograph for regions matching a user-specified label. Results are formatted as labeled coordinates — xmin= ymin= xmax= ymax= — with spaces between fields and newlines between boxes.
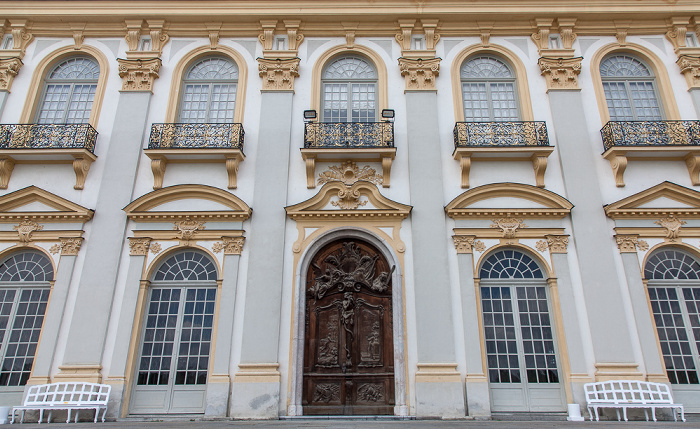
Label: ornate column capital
xmin=452 ymin=235 xmax=485 ymax=254
xmin=545 ymin=235 xmax=569 ymax=253
xmin=128 ymin=237 xmax=151 ymax=256
xmin=538 ymin=56 xmax=582 ymax=91
xmin=677 ymin=55 xmax=700 ymax=89
xmin=615 ymin=234 xmax=641 ymax=253
xmin=258 ymin=57 xmax=300 ymax=91
xmin=399 ymin=57 xmax=440 ymax=91
xmin=117 ymin=58 xmax=161 ymax=92
xmin=213 ymin=236 xmax=246 ymax=255
xmin=51 ymin=237 xmax=84 ymax=256
xmin=0 ymin=57 xmax=23 ymax=91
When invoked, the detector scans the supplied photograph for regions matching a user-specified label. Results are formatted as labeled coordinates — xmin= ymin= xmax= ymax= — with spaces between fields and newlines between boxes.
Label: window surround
xmin=20 ymin=45 xmax=109 ymax=126
xmin=165 ymin=46 xmax=248 ymax=124
xmin=590 ymin=43 xmax=680 ymax=123
xmin=451 ymin=44 xmax=534 ymax=122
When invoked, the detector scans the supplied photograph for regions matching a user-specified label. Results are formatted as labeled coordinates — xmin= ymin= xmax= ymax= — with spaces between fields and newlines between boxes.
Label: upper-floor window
xmin=460 ymin=55 xmax=519 ymax=122
xmin=178 ymin=56 xmax=238 ymax=123
xmin=321 ymin=55 xmax=377 ymax=122
xmin=36 ymin=56 xmax=99 ymax=124
xmin=600 ymin=54 xmax=663 ymax=121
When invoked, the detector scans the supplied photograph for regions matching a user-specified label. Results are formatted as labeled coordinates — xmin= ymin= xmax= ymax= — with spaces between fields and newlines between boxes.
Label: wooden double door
xmin=303 ymin=239 xmax=395 ymax=415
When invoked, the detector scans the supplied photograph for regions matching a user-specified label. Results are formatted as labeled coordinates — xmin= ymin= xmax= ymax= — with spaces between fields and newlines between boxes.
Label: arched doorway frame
xmin=289 ymin=227 xmax=407 ymax=416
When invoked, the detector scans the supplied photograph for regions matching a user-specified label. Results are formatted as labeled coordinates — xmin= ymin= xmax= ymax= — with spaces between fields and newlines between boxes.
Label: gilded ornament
xmin=655 ymin=216 xmax=686 ymax=241
xmin=128 ymin=237 xmax=151 ymax=256
xmin=490 ymin=218 xmax=527 ymax=239
xmin=318 ymin=161 xmax=382 ymax=187
xmin=149 ymin=242 xmax=162 ymax=254
xmin=14 ymin=220 xmax=42 ymax=243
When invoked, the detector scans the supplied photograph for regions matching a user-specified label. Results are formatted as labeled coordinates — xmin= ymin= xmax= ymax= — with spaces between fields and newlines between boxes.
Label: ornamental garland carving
xmin=118 ymin=58 xmax=161 ymax=92
xmin=490 ymin=218 xmax=527 ymax=239
xmin=538 ymin=57 xmax=582 ymax=91
xmin=128 ymin=237 xmax=151 ymax=256
xmin=655 ymin=216 xmax=686 ymax=241
xmin=318 ymin=161 xmax=383 ymax=187
xmin=14 ymin=220 xmax=42 ymax=243
xmin=174 ymin=219 xmax=206 ymax=243
xmin=0 ymin=57 xmax=22 ymax=91
xmin=258 ymin=58 xmax=300 ymax=91
xmin=398 ymin=57 xmax=440 ymax=91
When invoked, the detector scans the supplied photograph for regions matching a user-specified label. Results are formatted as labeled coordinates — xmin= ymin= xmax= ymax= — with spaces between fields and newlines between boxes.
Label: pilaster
xmin=396 ymin=19 xmax=441 ymax=91
xmin=257 ymin=20 xmax=303 ymax=92
xmin=532 ymin=18 xmax=582 ymax=92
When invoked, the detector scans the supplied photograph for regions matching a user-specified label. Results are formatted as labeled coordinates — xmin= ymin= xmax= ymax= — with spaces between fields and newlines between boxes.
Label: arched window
xmin=178 ymin=56 xmax=238 ymax=123
xmin=600 ymin=54 xmax=663 ymax=121
xmin=321 ymin=55 xmax=377 ymax=122
xmin=0 ymin=251 xmax=53 ymax=386
xmin=479 ymin=249 xmax=564 ymax=412
xmin=36 ymin=56 xmax=99 ymax=124
xmin=646 ymin=248 xmax=700 ymax=385
xmin=460 ymin=56 xmax=519 ymax=121
xmin=131 ymin=249 xmax=218 ymax=414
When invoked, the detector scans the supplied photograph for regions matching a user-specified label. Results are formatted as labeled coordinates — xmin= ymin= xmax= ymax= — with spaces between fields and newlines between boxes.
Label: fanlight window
xmin=0 ymin=251 xmax=53 ymax=386
xmin=600 ymin=54 xmax=662 ymax=121
xmin=153 ymin=250 xmax=217 ymax=282
xmin=37 ymin=56 xmax=99 ymax=124
xmin=646 ymin=249 xmax=700 ymax=385
xmin=178 ymin=56 xmax=238 ymax=124
xmin=480 ymin=249 xmax=544 ymax=279
xmin=460 ymin=56 xmax=519 ymax=122
xmin=321 ymin=56 xmax=378 ymax=122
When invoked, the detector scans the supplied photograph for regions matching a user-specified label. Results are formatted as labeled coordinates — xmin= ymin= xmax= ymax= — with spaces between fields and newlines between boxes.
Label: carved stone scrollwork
xmin=0 ymin=57 xmax=22 ymax=91
xmin=14 ymin=220 xmax=42 ymax=243
xmin=538 ymin=57 xmax=582 ymax=91
xmin=655 ymin=215 xmax=686 ymax=241
xmin=174 ymin=218 xmax=206 ymax=243
xmin=258 ymin=57 xmax=300 ymax=91
xmin=398 ymin=57 xmax=440 ymax=91
xmin=318 ymin=161 xmax=382 ymax=187
xmin=615 ymin=235 xmax=639 ymax=253
xmin=490 ymin=218 xmax=527 ymax=239
xmin=117 ymin=58 xmax=161 ymax=92
xmin=128 ymin=237 xmax=151 ymax=256
xmin=332 ymin=186 xmax=366 ymax=210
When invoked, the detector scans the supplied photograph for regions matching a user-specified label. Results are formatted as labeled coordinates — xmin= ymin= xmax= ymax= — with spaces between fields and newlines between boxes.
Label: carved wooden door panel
xmin=303 ymin=240 xmax=395 ymax=415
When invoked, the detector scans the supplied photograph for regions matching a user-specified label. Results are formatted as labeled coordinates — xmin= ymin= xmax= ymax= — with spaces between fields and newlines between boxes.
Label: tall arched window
xmin=321 ymin=56 xmax=377 ymax=122
xmin=460 ymin=56 xmax=519 ymax=121
xmin=600 ymin=54 xmax=663 ymax=121
xmin=36 ymin=56 xmax=99 ymax=124
xmin=479 ymin=249 xmax=564 ymax=412
xmin=0 ymin=251 xmax=53 ymax=387
xmin=645 ymin=248 xmax=700 ymax=386
xmin=178 ymin=56 xmax=238 ymax=123
xmin=131 ymin=250 xmax=218 ymax=414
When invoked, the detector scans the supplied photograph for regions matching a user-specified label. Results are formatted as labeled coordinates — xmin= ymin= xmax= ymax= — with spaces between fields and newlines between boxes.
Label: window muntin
xmin=0 ymin=251 xmax=52 ymax=387
xmin=600 ymin=55 xmax=663 ymax=121
xmin=646 ymin=249 xmax=700 ymax=385
xmin=460 ymin=56 xmax=519 ymax=122
xmin=178 ymin=56 xmax=238 ymax=124
xmin=153 ymin=250 xmax=218 ymax=282
xmin=36 ymin=56 xmax=99 ymax=124
xmin=480 ymin=249 xmax=544 ymax=279
xmin=321 ymin=56 xmax=378 ymax=123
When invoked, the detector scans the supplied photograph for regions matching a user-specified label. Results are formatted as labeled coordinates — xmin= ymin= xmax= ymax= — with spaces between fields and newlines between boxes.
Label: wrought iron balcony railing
xmin=304 ymin=121 xmax=394 ymax=148
xmin=148 ymin=123 xmax=245 ymax=151
xmin=601 ymin=120 xmax=700 ymax=151
xmin=453 ymin=121 xmax=549 ymax=147
xmin=0 ymin=124 xmax=98 ymax=153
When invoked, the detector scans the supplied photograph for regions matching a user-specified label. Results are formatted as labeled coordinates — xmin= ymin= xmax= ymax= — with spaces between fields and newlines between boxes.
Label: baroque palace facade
xmin=0 ymin=0 xmax=699 ymax=420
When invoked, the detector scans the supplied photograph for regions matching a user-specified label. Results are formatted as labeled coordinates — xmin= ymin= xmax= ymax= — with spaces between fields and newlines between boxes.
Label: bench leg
xmin=48 ymin=410 xmax=53 ymax=423
xmin=38 ymin=408 xmax=43 ymax=424
xmin=75 ymin=410 xmax=79 ymax=423
xmin=651 ymin=407 xmax=657 ymax=422
xmin=680 ymin=406 xmax=686 ymax=422
xmin=101 ymin=408 xmax=106 ymax=423
xmin=66 ymin=409 xmax=70 ymax=424
xmin=643 ymin=408 xmax=649 ymax=421
xmin=622 ymin=407 xmax=628 ymax=422
xmin=20 ymin=410 xmax=25 ymax=424
xmin=594 ymin=406 xmax=600 ymax=421
xmin=615 ymin=408 xmax=621 ymax=421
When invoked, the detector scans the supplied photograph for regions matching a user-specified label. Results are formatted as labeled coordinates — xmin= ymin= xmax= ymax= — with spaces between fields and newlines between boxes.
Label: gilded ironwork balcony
xmin=301 ymin=121 xmax=396 ymax=189
xmin=452 ymin=122 xmax=553 ymax=188
xmin=0 ymin=124 xmax=99 ymax=190
xmin=145 ymin=123 xmax=246 ymax=190
xmin=600 ymin=120 xmax=700 ymax=187
xmin=453 ymin=121 xmax=549 ymax=147
xmin=304 ymin=121 xmax=394 ymax=148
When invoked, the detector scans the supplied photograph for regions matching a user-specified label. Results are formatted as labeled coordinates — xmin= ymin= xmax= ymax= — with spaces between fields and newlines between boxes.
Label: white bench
xmin=10 ymin=382 xmax=110 ymax=424
xmin=585 ymin=380 xmax=685 ymax=422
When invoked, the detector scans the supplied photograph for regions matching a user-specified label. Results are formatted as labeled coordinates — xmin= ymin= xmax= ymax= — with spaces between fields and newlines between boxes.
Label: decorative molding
xmin=0 ymin=185 xmax=94 ymax=223
xmin=132 ymin=229 xmax=244 ymax=242
xmin=538 ymin=57 xmax=582 ymax=91
xmin=677 ymin=55 xmax=700 ymax=89
xmin=594 ymin=362 xmax=643 ymax=381
xmin=331 ymin=186 xmax=366 ymax=210
xmin=57 ymin=237 xmax=83 ymax=256
xmin=124 ymin=19 xmax=143 ymax=51
xmin=128 ymin=237 xmax=151 ymax=256
xmin=317 ymin=161 xmax=382 ymax=187
xmin=301 ymin=147 xmax=395 ymax=189
xmin=147 ymin=20 xmax=169 ymax=55
xmin=13 ymin=219 xmax=42 ymax=243
xmin=258 ymin=20 xmax=277 ymax=50
xmin=604 ymin=181 xmax=700 ymax=219
xmin=398 ymin=57 xmax=440 ymax=91
xmin=70 ymin=23 xmax=85 ymax=50
xmin=655 ymin=215 xmax=686 ymax=241
xmin=615 ymin=234 xmax=640 ymax=253
xmin=452 ymin=235 xmax=485 ymax=254
xmin=531 ymin=18 xmax=553 ymax=53
xmin=0 ymin=20 xmax=34 ymax=59
xmin=490 ymin=218 xmax=527 ymax=239
xmin=117 ymin=58 xmax=161 ymax=92
xmin=174 ymin=218 xmax=206 ymax=243
xmin=546 ymin=235 xmax=569 ymax=253
xmin=558 ymin=18 xmax=578 ymax=49
xmin=125 ymin=19 xmax=169 ymax=59
xmin=234 ymin=363 xmax=280 ymax=384
xmin=342 ymin=22 xmax=358 ymax=48
xmin=205 ymin=22 xmax=222 ymax=49
xmin=536 ymin=240 xmax=548 ymax=252
xmin=54 ymin=364 xmax=102 ymax=384
xmin=415 ymin=363 xmax=461 ymax=383
xmin=637 ymin=239 xmax=650 ymax=251
xmin=257 ymin=57 xmax=300 ymax=91
xmin=395 ymin=19 xmax=415 ymax=51
xmin=149 ymin=242 xmax=162 ymax=254
xmin=0 ymin=57 xmax=22 ymax=91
